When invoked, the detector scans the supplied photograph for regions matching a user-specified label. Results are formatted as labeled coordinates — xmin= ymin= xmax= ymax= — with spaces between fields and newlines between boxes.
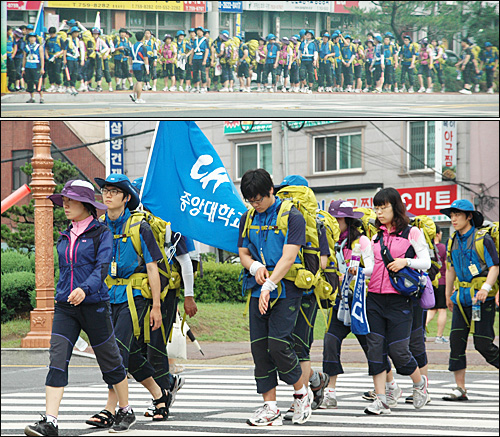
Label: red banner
xmin=184 ymin=1 xmax=207 ymax=12
xmin=7 ymin=1 xmax=43 ymax=10
xmin=333 ymin=1 xmax=359 ymax=14
xmin=397 ymin=185 xmax=458 ymax=216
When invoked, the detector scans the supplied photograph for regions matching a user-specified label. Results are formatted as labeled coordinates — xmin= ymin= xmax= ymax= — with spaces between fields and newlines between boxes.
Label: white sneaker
xmin=400 ymin=86 xmax=407 ymax=93
xmin=293 ymin=86 xmax=299 ymax=93
xmin=78 ymin=84 xmax=87 ymax=92
xmin=435 ymin=336 xmax=449 ymax=344
xmin=475 ymin=84 xmax=480 ymax=93
xmin=65 ymin=87 xmax=72 ymax=94
xmin=244 ymin=87 xmax=251 ymax=92
xmin=363 ymin=87 xmax=369 ymax=93
xmin=47 ymin=85 xmax=56 ymax=93
xmin=408 ymin=87 xmax=415 ymax=93
xmin=200 ymin=87 xmax=207 ymax=93
xmin=487 ymin=87 xmax=494 ymax=94
xmin=300 ymin=87 xmax=305 ymax=93
xmin=108 ymin=85 xmax=113 ymax=92
xmin=219 ymin=87 xmax=229 ymax=92
xmin=142 ymin=84 xmax=147 ymax=91
xmin=318 ymin=86 xmax=324 ymax=93
xmin=320 ymin=389 xmax=337 ymax=409
xmin=169 ymin=86 xmax=177 ymax=92
xmin=163 ymin=86 xmax=169 ymax=91
xmin=354 ymin=88 xmax=361 ymax=93
xmin=283 ymin=404 xmax=294 ymax=421
xmin=178 ymin=86 xmax=184 ymax=92
xmin=191 ymin=87 xmax=200 ymax=93
xmin=246 ymin=404 xmax=282 ymax=426
xmin=152 ymin=85 xmax=156 ymax=91
xmin=413 ymin=375 xmax=430 ymax=409
xmin=168 ymin=374 xmax=185 ymax=409
xmin=306 ymin=87 xmax=312 ymax=94
xmin=386 ymin=384 xmax=402 ymax=408
xmin=364 ymin=398 xmax=391 ymax=415
xmin=186 ymin=85 xmax=192 ymax=92
xmin=394 ymin=87 xmax=399 ymax=93
xmin=426 ymin=88 xmax=433 ymax=93
xmin=459 ymin=89 xmax=472 ymax=95
xmin=418 ymin=87 xmax=426 ymax=93
xmin=440 ymin=87 xmax=446 ymax=93
xmin=292 ymin=388 xmax=313 ymax=425
xmin=135 ymin=98 xmax=146 ymax=103
xmin=129 ymin=93 xmax=136 ymax=102
xmin=229 ymin=87 xmax=234 ymax=92
xmin=57 ymin=86 xmax=65 ymax=93
xmin=282 ymin=87 xmax=287 ymax=93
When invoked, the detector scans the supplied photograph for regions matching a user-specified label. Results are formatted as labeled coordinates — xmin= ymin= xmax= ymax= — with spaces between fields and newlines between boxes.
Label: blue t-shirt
xmin=238 ymin=200 xmax=306 ymax=299
xmin=319 ymin=41 xmax=333 ymax=61
xmin=46 ymin=35 xmax=63 ymax=56
xmin=448 ymin=226 xmax=499 ymax=306
xmin=192 ymin=37 xmax=209 ymax=60
xmin=105 ymin=209 xmax=163 ymax=304
xmin=131 ymin=42 xmax=147 ymax=70
xmin=266 ymin=42 xmax=279 ymax=63
xmin=15 ymin=39 xmax=26 ymax=59
xmin=480 ymin=48 xmax=498 ymax=69
xmin=24 ymin=43 xmax=42 ymax=69
xmin=300 ymin=40 xmax=317 ymax=62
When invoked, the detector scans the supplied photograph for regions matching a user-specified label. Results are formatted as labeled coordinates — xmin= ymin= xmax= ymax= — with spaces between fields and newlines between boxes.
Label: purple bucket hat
xmin=48 ymin=180 xmax=107 ymax=210
xmin=328 ymin=200 xmax=364 ymax=219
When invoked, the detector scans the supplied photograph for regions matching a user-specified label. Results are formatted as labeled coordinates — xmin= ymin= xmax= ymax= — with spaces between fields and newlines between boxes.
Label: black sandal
xmin=85 ymin=409 xmax=115 ymax=428
xmin=152 ymin=390 xmax=170 ymax=422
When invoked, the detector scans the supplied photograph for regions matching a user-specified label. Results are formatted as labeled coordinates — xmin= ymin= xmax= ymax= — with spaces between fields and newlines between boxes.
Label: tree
xmin=348 ymin=1 xmax=499 ymax=48
xmin=1 ymin=160 xmax=82 ymax=252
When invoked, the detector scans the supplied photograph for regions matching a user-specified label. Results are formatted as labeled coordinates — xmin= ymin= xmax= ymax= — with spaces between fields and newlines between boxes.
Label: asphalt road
xmin=2 ymin=362 xmax=498 ymax=436
xmin=1 ymin=91 xmax=498 ymax=118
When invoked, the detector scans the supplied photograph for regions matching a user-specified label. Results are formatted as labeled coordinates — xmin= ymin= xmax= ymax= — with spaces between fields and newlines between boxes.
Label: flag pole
xmin=139 ymin=121 xmax=160 ymax=201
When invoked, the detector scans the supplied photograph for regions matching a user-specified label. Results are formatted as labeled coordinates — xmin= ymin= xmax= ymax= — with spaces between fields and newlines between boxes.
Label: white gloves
xmin=249 ymin=261 xmax=266 ymax=276
xmin=261 ymin=278 xmax=277 ymax=293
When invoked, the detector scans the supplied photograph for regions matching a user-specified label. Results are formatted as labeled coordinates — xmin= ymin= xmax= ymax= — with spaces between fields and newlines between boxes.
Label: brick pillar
xmin=21 ymin=122 xmax=56 ymax=349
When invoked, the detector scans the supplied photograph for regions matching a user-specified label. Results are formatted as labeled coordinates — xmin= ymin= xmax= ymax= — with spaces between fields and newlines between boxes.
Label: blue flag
xmin=337 ymin=272 xmax=352 ymax=326
xmin=34 ymin=3 xmax=44 ymax=39
xmin=351 ymin=269 xmax=370 ymax=335
xmin=141 ymin=121 xmax=247 ymax=253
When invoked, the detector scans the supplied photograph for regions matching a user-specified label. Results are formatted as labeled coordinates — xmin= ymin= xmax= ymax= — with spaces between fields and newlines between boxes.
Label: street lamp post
xmin=21 ymin=122 xmax=56 ymax=348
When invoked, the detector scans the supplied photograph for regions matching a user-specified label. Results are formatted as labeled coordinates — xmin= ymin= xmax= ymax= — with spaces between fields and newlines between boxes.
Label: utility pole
xmin=272 ymin=121 xmax=283 ymax=184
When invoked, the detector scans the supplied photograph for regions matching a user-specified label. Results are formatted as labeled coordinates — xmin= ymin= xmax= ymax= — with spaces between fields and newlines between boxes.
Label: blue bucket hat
xmin=67 ymin=19 xmax=76 ymax=26
xmin=485 ymin=42 xmax=492 ymax=48
xmin=299 ymin=29 xmax=306 ymax=37
xmin=375 ymin=35 xmax=382 ymax=43
xmin=94 ymin=174 xmax=140 ymax=211
xmin=440 ymin=199 xmax=484 ymax=227
xmin=189 ymin=28 xmax=195 ymax=33
xmin=176 ymin=30 xmax=185 ymax=37
xmin=279 ymin=175 xmax=309 ymax=188
xmin=27 ymin=24 xmax=34 ymax=30
xmin=70 ymin=26 xmax=80 ymax=34
xmin=132 ymin=177 xmax=144 ymax=193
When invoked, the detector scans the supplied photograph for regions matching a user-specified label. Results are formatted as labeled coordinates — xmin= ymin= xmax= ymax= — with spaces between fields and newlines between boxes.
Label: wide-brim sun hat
xmin=281 ymin=37 xmax=290 ymax=45
xmin=279 ymin=175 xmax=309 ymax=188
xmin=220 ymin=34 xmax=229 ymax=42
xmin=94 ymin=174 xmax=140 ymax=211
xmin=440 ymin=199 xmax=484 ymax=227
xmin=329 ymin=200 xmax=364 ymax=219
xmin=48 ymin=180 xmax=107 ymax=210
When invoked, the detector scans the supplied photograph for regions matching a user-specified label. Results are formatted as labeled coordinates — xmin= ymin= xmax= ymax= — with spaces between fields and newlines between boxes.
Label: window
xmin=12 ymin=150 xmax=32 ymax=190
xmin=408 ymin=121 xmax=435 ymax=170
xmin=146 ymin=12 xmax=156 ymax=26
xmin=237 ymin=142 xmax=272 ymax=178
xmin=129 ymin=11 xmax=144 ymax=28
xmin=314 ymin=133 xmax=362 ymax=173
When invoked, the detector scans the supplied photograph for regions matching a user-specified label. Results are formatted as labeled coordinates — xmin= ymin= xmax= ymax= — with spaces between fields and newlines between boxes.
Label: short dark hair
xmin=103 ymin=184 xmax=128 ymax=202
xmin=20 ymin=25 xmax=27 ymax=30
xmin=449 ymin=208 xmax=473 ymax=224
xmin=48 ymin=26 xmax=56 ymax=34
xmin=346 ymin=217 xmax=363 ymax=246
xmin=373 ymin=187 xmax=409 ymax=233
xmin=240 ymin=169 xmax=273 ymax=201
xmin=82 ymin=202 xmax=97 ymax=218
xmin=135 ymin=31 xmax=144 ymax=41
xmin=7 ymin=25 xmax=12 ymax=31
xmin=435 ymin=224 xmax=441 ymax=234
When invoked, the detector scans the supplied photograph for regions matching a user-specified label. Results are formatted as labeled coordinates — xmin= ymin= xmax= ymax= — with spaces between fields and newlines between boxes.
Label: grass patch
xmin=3 ymin=303 xmax=498 ymax=347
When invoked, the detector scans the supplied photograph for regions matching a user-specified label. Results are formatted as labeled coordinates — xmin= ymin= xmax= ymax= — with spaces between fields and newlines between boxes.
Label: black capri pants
xmin=365 ymin=292 xmax=418 ymax=376
xmin=46 ymin=57 xmax=62 ymax=85
xmin=114 ymin=58 xmax=129 ymax=79
xmin=263 ymin=63 xmax=277 ymax=85
xmin=318 ymin=61 xmax=333 ymax=87
xmin=409 ymin=302 xmax=428 ymax=369
xmin=384 ymin=64 xmax=395 ymax=86
xmin=300 ymin=61 xmax=315 ymax=83
xmin=163 ymin=63 xmax=175 ymax=78
xmin=342 ymin=63 xmax=354 ymax=86
xmin=24 ymin=67 xmax=41 ymax=93
xmin=249 ymin=294 xmax=303 ymax=394
xmin=191 ymin=58 xmax=207 ymax=83
xmin=364 ymin=62 xmax=373 ymax=87
xmin=276 ymin=63 xmax=288 ymax=78
xmin=449 ymin=298 xmax=499 ymax=372
xmin=290 ymin=63 xmax=300 ymax=83
xmin=256 ymin=63 xmax=265 ymax=83
xmin=293 ymin=292 xmax=319 ymax=361
xmin=238 ymin=61 xmax=250 ymax=78
xmin=400 ymin=64 xmax=415 ymax=88
xmin=221 ymin=63 xmax=233 ymax=83
xmin=46 ymin=301 xmax=126 ymax=387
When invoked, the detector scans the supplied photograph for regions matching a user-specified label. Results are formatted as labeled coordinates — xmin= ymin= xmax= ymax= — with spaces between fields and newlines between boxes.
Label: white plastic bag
xmin=167 ymin=312 xmax=187 ymax=360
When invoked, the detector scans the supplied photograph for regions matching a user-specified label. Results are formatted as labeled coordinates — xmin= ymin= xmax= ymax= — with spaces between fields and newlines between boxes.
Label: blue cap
xmin=92 ymin=27 xmax=101 ymax=34
xmin=236 ymin=35 xmax=243 ymax=41
xmin=27 ymin=24 xmax=34 ymax=30
xmin=332 ymin=32 xmax=339 ymax=38
xmin=384 ymin=32 xmax=393 ymax=38
xmin=94 ymin=174 xmax=140 ymax=211
xmin=67 ymin=19 xmax=76 ymax=25
xmin=306 ymin=29 xmax=315 ymax=37
xmin=323 ymin=32 xmax=330 ymax=38
xmin=440 ymin=199 xmax=484 ymax=227
xmin=293 ymin=34 xmax=300 ymax=39
xmin=267 ymin=33 xmax=276 ymax=41
xmin=189 ymin=28 xmax=195 ymax=33
xmin=485 ymin=42 xmax=492 ymax=47
xmin=28 ymin=32 xmax=37 ymax=37
xmin=70 ymin=26 xmax=80 ymax=33
xmin=204 ymin=28 xmax=210 ymax=33
xmin=344 ymin=34 xmax=352 ymax=40
xmin=375 ymin=35 xmax=382 ymax=42
xmin=132 ymin=177 xmax=144 ymax=193
xmin=279 ymin=175 xmax=309 ymax=188
xmin=221 ymin=30 xmax=229 ymax=36
xmin=176 ymin=30 xmax=185 ymax=37
xmin=299 ymin=29 xmax=306 ymax=37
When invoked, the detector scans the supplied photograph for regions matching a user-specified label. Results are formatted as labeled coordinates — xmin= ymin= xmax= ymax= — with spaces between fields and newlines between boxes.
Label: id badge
xmin=468 ymin=264 xmax=479 ymax=276
xmin=111 ymin=261 xmax=117 ymax=277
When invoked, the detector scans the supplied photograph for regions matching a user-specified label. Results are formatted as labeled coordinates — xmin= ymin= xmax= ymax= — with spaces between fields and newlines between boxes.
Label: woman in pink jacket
xmin=363 ymin=188 xmax=431 ymax=415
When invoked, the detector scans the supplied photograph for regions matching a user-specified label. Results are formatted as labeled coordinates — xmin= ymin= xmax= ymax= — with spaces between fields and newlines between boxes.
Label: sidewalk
xmin=3 ymin=336 xmax=498 ymax=371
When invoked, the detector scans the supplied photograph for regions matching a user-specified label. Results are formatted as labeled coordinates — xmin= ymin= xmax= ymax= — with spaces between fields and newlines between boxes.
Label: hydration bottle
xmin=472 ymin=298 xmax=481 ymax=322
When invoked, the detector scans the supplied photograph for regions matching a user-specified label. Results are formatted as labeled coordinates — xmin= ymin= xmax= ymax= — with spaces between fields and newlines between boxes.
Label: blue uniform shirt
xmin=192 ymin=37 xmax=209 ymax=60
xmin=448 ymin=226 xmax=499 ymax=306
xmin=131 ymin=42 xmax=147 ymax=70
xmin=300 ymin=40 xmax=317 ymax=62
xmin=15 ymin=39 xmax=26 ymax=59
xmin=24 ymin=43 xmax=42 ymax=69
xmin=46 ymin=35 xmax=62 ymax=56
xmin=480 ymin=48 xmax=498 ymax=69
xmin=266 ymin=42 xmax=279 ymax=63
xmin=105 ymin=209 xmax=163 ymax=304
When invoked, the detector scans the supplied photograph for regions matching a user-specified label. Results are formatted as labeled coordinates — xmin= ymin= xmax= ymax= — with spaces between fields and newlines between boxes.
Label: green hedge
xmin=1 ymin=250 xmax=35 ymax=274
xmin=193 ymin=261 xmax=246 ymax=303
xmin=1 ymin=271 xmax=36 ymax=323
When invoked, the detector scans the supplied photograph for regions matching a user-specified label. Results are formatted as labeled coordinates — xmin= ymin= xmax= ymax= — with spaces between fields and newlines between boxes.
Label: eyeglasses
xmin=101 ymin=188 xmax=123 ymax=197
xmin=374 ymin=205 xmax=391 ymax=213
xmin=246 ymin=196 xmax=265 ymax=206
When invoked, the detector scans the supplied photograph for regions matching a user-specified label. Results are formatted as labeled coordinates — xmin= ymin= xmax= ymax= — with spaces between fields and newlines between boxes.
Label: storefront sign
xmin=106 ymin=121 xmax=124 ymax=175
xmin=7 ymin=1 xmax=43 ymax=10
xmin=47 ymin=1 xmax=206 ymax=12
xmin=224 ymin=121 xmax=341 ymax=134
xmin=441 ymin=121 xmax=457 ymax=182
xmin=219 ymin=1 xmax=243 ymax=13
xmin=333 ymin=1 xmax=359 ymax=14
xmin=397 ymin=185 xmax=457 ymax=217
xmin=244 ymin=1 xmax=329 ymax=11
xmin=315 ymin=190 xmax=377 ymax=212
